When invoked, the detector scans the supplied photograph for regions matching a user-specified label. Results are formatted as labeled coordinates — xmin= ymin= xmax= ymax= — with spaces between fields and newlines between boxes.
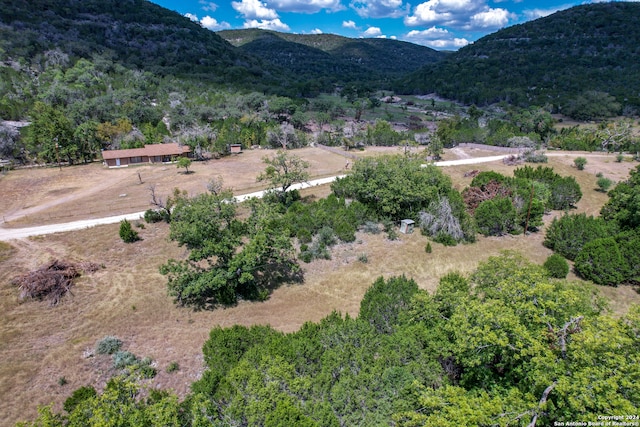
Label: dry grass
xmin=1 ymin=147 xmax=639 ymax=427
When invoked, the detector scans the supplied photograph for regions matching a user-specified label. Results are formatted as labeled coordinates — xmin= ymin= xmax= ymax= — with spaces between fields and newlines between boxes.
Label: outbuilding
xmin=399 ymin=219 xmax=415 ymax=234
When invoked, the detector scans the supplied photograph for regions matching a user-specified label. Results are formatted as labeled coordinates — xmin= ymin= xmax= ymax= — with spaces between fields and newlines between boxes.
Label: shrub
xmin=357 ymin=253 xmax=368 ymax=263
xmin=616 ymin=153 xmax=625 ymax=163
xmin=522 ymin=150 xmax=548 ymax=163
xmin=144 ymin=209 xmax=165 ymax=223
xmin=544 ymin=213 xmax=618 ymax=260
xmin=359 ymin=276 xmax=418 ymax=334
xmin=574 ymin=238 xmax=626 ymax=286
xmin=543 ymin=254 xmax=569 ymax=279
xmin=362 ymin=221 xmax=381 ymax=234
xmin=425 ymin=242 xmax=432 ymax=253
xmin=166 ymin=362 xmax=180 ymax=373
xmin=96 ymin=336 xmax=123 ymax=355
xmin=113 ymin=351 xmax=138 ymax=369
xmin=574 ymin=157 xmax=587 ymax=170
xmin=474 ymin=197 xmax=517 ymax=236
xmin=119 ymin=219 xmax=140 ymax=243
xmin=596 ymin=176 xmax=613 ymax=192
xmin=549 ymin=176 xmax=582 ymax=210
xmin=64 ymin=386 xmax=97 ymax=413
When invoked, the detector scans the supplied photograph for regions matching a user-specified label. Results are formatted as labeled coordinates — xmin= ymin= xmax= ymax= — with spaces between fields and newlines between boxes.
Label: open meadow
xmin=1 ymin=146 xmax=639 ymax=426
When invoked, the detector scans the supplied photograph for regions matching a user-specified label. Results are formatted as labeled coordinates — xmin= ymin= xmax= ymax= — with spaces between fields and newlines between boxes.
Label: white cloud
xmin=405 ymin=0 xmax=515 ymax=30
xmin=184 ymin=13 xmax=199 ymax=22
xmin=311 ymin=28 xmax=324 ymax=34
xmin=350 ymin=0 xmax=407 ymax=18
xmin=363 ymin=26 xmax=382 ymax=36
xmin=243 ymin=18 xmax=291 ymax=31
xmin=232 ymin=0 xmax=279 ymax=20
xmin=199 ymin=1 xmax=218 ymax=12
xmin=342 ymin=20 xmax=358 ymax=28
xmin=404 ymin=26 xmax=469 ymax=49
xmin=200 ymin=16 xmax=231 ymax=30
xmin=266 ymin=0 xmax=345 ymax=13
xmin=467 ymin=7 xmax=513 ymax=29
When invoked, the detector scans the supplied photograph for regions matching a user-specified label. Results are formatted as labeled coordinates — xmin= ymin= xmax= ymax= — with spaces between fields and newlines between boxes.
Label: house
xmin=101 ymin=143 xmax=191 ymax=168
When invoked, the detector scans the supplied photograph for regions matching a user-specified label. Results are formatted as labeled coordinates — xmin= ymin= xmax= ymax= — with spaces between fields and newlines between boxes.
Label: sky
xmin=149 ymin=0 xmax=636 ymax=50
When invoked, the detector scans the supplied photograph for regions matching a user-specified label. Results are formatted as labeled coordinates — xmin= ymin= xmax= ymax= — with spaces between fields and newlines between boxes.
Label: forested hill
xmin=218 ymin=29 xmax=446 ymax=88
xmin=396 ymin=2 xmax=640 ymax=112
xmin=0 ymin=0 xmax=270 ymax=86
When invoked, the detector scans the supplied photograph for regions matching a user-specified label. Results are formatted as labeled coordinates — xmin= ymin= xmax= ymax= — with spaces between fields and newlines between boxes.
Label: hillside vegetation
xmin=397 ymin=2 xmax=640 ymax=114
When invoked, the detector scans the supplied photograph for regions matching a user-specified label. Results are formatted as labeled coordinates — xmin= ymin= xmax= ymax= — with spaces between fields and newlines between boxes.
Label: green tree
xmin=359 ymin=276 xmax=419 ymax=334
xmin=543 ymin=213 xmax=616 ymax=260
xmin=474 ymin=196 xmax=517 ymax=236
xmin=257 ymin=150 xmax=309 ymax=202
xmin=160 ymin=190 xmax=298 ymax=308
xmin=24 ymin=102 xmax=76 ymax=165
xmin=574 ymin=237 xmax=626 ymax=285
xmin=574 ymin=156 xmax=587 ymax=170
xmin=176 ymin=156 xmax=192 ymax=174
xmin=119 ymin=219 xmax=140 ymax=243
xmin=543 ymin=253 xmax=570 ymax=278
xmin=601 ymin=164 xmax=640 ymax=230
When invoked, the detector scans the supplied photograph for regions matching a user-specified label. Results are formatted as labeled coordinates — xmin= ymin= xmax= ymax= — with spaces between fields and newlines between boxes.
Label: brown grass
xmin=1 ymin=147 xmax=638 ymax=427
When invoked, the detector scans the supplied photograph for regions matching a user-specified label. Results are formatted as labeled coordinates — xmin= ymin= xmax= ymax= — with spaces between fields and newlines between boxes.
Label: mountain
xmin=218 ymin=29 xmax=446 ymax=90
xmin=0 ymin=0 xmax=270 ymax=85
xmin=397 ymin=2 xmax=640 ymax=112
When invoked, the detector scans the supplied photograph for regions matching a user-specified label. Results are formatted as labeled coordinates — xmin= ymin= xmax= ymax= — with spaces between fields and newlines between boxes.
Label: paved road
xmin=0 ymin=155 xmax=509 ymax=240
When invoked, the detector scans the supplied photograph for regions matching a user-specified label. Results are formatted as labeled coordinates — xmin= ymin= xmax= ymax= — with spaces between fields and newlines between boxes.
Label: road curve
xmin=0 ymin=155 xmax=509 ymax=240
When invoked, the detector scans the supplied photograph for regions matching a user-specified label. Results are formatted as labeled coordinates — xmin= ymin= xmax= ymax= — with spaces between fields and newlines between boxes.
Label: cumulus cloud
xmin=363 ymin=26 xmax=383 ymax=36
xmin=200 ymin=16 xmax=231 ymax=30
xmin=350 ymin=0 xmax=407 ymax=18
xmin=404 ymin=26 xmax=469 ymax=49
xmin=310 ymin=28 xmax=324 ymax=34
xmin=184 ymin=13 xmax=231 ymax=30
xmin=342 ymin=20 xmax=358 ymax=29
xmin=266 ymin=0 xmax=345 ymax=13
xmin=243 ymin=18 xmax=291 ymax=31
xmin=405 ymin=0 xmax=515 ymax=30
xmin=232 ymin=0 xmax=279 ymax=20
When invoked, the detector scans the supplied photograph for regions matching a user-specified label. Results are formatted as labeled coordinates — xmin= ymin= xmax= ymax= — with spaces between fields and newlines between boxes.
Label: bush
xmin=96 ymin=336 xmax=123 ymax=355
xmin=63 ymin=386 xmax=97 ymax=413
xmin=425 ymin=242 xmax=432 ymax=253
xmin=359 ymin=276 xmax=418 ymax=334
xmin=616 ymin=153 xmax=625 ymax=163
xmin=574 ymin=157 xmax=587 ymax=170
xmin=549 ymin=176 xmax=582 ymax=210
xmin=166 ymin=362 xmax=180 ymax=373
xmin=543 ymin=254 xmax=569 ymax=279
xmin=144 ymin=209 xmax=166 ymax=223
xmin=475 ymin=197 xmax=517 ymax=236
xmin=596 ymin=176 xmax=613 ymax=192
xmin=544 ymin=213 xmax=618 ymax=260
xmin=522 ymin=150 xmax=548 ymax=163
xmin=113 ymin=351 xmax=138 ymax=369
xmin=361 ymin=221 xmax=381 ymax=234
xmin=119 ymin=219 xmax=140 ymax=243
xmin=574 ymin=238 xmax=626 ymax=286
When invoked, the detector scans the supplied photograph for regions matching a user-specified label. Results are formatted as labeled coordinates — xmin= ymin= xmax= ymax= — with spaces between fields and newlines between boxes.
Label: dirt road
xmin=0 ymin=155 xmax=509 ymax=241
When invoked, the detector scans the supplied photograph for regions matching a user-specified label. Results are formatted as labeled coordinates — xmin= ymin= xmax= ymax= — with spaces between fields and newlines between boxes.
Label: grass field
xmin=1 ymin=146 xmax=638 ymax=426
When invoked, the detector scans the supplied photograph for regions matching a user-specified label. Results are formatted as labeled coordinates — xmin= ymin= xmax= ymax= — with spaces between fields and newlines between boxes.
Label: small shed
xmin=230 ymin=144 xmax=242 ymax=154
xmin=399 ymin=219 xmax=415 ymax=234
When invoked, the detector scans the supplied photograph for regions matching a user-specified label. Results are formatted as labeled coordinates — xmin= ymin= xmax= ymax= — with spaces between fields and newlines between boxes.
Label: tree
xmin=359 ymin=276 xmax=418 ymax=334
xmin=543 ymin=254 xmax=569 ymax=278
xmin=544 ymin=213 xmax=617 ymax=260
xmin=474 ymin=196 xmax=517 ymax=236
xmin=160 ymin=189 xmax=299 ymax=308
xmin=119 ymin=219 xmax=140 ymax=243
xmin=257 ymin=150 xmax=309 ymax=202
xmin=574 ymin=237 xmax=626 ymax=286
xmin=176 ymin=156 xmax=192 ymax=174
xmin=601 ymin=165 xmax=640 ymax=230
xmin=24 ymin=102 xmax=75 ymax=164
xmin=596 ymin=176 xmax=613 ymax=192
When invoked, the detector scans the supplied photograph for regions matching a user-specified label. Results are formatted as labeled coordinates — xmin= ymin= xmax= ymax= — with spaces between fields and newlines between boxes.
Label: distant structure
xmin=101 ymin=143 xmax=190 ymax=168
xmin=399 ymin=219 xmax=415 ymax=234
xmin=230 ymin=144 xmax=242 ymax=154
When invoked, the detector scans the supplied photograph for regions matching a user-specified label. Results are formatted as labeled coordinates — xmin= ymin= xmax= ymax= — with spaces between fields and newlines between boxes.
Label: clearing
xmin=0 ymin=146 xmax=638 ymax=427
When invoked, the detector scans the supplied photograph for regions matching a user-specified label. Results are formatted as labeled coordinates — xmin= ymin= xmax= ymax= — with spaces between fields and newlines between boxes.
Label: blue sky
xmin=150 ymin=0 xmax=636 ymax=50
